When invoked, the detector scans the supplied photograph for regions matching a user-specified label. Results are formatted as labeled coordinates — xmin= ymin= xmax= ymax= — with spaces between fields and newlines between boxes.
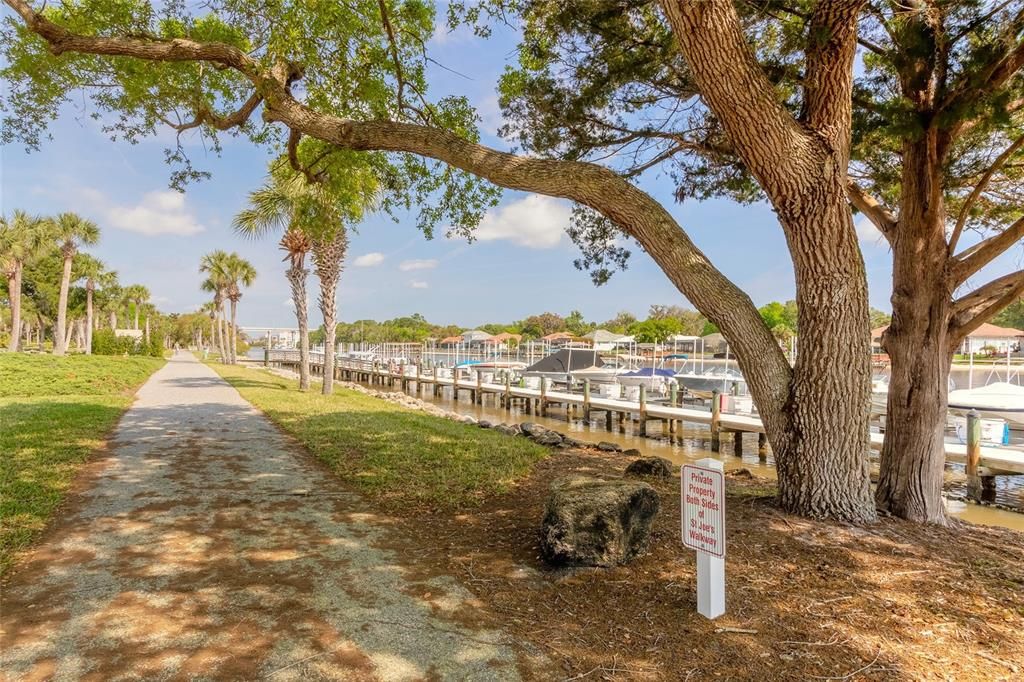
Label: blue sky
xmin=2 ymin=8 xmax=1018 ymax=331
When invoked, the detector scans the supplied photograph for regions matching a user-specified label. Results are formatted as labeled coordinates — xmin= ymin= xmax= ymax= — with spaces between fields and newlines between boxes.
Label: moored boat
xmin=947 ymin=382 xmax=1024 ymax=429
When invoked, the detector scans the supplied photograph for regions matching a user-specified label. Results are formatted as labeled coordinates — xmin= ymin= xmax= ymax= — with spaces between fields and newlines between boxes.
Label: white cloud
xmin=409 ymin=280 xmax=429 ymax=289
xmin=855 ymin=216 xmax=886 ymax=248
xmin=77 ymin=187 xmax=204 ymax=236
xmin=399 ymin=258 xmax=439 ymax=271
xmin=429 ymin=19 xmax=476 ymax=46
xmin=353 ymin=252 xmax=386 ymax=267
xmin=474 ymin=195 xmax=570 ymax=249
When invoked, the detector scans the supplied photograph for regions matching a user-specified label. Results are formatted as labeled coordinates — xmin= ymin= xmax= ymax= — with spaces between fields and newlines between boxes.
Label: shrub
xmin=92 ymin=329 xmax=140 ymax=356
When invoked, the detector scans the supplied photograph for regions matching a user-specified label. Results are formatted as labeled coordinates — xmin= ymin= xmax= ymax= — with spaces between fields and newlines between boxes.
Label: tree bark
xmin=7 ymin=264 xmax=22 ymax=352
xmin=875 ymin=131 xmax=954 ymax=523
xmin=216 ymin=305 xmax=228 ymax=362
xmin=229 ymin=297 xmax=239 ymax=364
xmin=54 ymin=251 xmax=73 ymax=355
xmin=313 ymin=231 xmax=347 ymax=395
xmin=133 ymin=304 xmax=139 ymax=331
xmin=286 ymin=265 xmax=311 ymax=390
xmin=85 ymin=284 xmax=94 ymax=354
xmin=660 ymin=0 xmax=875 ymax=521
xmin=109 ymin=309 xmax=117 ymax=330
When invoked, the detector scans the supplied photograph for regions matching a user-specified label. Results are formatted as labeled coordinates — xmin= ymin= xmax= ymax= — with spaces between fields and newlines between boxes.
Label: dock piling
xmin=710 ymin=389 xmax=722 ymax=452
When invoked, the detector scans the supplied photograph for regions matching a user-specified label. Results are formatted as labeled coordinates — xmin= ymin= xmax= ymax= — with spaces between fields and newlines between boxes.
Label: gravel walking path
xmin=1 ymin=352 xmax=535 ymax=681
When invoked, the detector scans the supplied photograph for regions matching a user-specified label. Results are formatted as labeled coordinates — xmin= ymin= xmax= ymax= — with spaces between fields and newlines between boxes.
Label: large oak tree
xmin=497 ymin=0 xmax=1023 ymax=522
xmin=4 ymin=0 xmax=1018 ymax=521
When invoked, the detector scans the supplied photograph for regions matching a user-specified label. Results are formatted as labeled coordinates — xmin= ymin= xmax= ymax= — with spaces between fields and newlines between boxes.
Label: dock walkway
xmin=266 ymin=351 xmax=1024 ymax=478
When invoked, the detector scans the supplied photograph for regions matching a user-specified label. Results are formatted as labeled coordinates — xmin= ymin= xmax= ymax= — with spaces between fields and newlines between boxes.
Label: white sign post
xmin=681 ymin=458 xmax=726 ymax=619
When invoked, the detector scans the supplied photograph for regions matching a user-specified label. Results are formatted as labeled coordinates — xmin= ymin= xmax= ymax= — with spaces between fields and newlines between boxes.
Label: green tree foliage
xmin=627 ymin=317 xmax=682 ymax=344
xmin=1 ymin=0 xmax=499 ymax=235
xmin=993 ymin=299 xmax=1024 ymax=329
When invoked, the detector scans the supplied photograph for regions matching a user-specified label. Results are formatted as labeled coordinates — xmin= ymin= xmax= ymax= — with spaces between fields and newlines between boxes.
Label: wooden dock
xmin=265 ymin=350 xmax=1024 ymax=477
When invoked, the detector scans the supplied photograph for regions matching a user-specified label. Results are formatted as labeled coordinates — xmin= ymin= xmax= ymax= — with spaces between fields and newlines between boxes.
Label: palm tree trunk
xmin=133 ymin=304 xmax=140 ymax=331
xmin=54 ymin=254 xmax=73 ymax=355
xmin=286 ymin=265 xmax=311 ymax=390
xmin=64 ymin=319 xmax=75 ymax=351
xmin=217 ymin=305 xmax=228 ymax=362
xmin=85 ymin=287 xmax=94 ymax=354
xmin=110 ymin=309 xmax=117 ymax=330
xmin=7 ymin=264 xmax=22 ymax=352
xmin=312 ymin=230 xmax=348 ymax=395
xmin=229 ymin=298 xmax=239 ymax=364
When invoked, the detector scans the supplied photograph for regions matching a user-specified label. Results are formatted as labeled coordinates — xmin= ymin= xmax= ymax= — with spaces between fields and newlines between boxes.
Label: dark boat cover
xmin=525 ymin=349 xmax=603 ymax=373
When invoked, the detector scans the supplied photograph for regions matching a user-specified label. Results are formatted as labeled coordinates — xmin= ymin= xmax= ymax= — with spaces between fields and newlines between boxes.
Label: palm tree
xmin=222 ymin=253 xmax=257 ymax=364
xmin=235 ymin=174 xmax=316 ymax=388
xmin=235 ymin=152 xmax=377 ymax=394
xmin=1 ymin=211 xmax=51 ymax=351
xmin=74 ymin=254 xmax=106 ymax=354
xmin=123 ymin=284 xmax=150 ymax=332
xmin=199 ymin=301 xmax=217 ymax=352
xmin=311 ymin=229 xmax=349 ymax=394
xmin=200 ymin=251 xmax=231 ymax=362
xmin=51 ymin=212 xmax=100 ymax=355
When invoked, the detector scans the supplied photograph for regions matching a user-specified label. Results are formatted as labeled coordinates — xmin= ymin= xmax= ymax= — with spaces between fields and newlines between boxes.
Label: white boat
xmin=570 ymin=364 xmax=634 ymax=384
xmin=675 ymin=368 xmax=746 ymax=399
xmin=947 ymin=382 xmax=1024 ymax=429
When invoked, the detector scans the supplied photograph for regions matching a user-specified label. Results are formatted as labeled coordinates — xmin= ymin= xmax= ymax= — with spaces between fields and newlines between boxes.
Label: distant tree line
xmin=320 ymin=302 xmax=895 ymax=346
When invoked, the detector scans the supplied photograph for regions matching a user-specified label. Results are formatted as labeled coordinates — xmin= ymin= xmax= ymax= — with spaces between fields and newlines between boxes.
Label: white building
xmin=957 ymin=322 xmax=1023 ymax=354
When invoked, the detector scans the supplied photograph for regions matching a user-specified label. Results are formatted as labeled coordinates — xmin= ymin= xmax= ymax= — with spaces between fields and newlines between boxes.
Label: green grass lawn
xmin=0 ymin=354 xmax=165 ymax=575
xmin=211 ymin=363 xmax=548 ymax=509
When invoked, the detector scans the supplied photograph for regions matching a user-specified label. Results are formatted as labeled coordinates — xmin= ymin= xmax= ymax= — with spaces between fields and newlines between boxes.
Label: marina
xmin=264 ymin=349 xmax=1024 ymax=492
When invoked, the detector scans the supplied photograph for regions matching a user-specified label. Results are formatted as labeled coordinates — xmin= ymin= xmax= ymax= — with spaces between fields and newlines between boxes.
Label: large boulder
xmin=624 ymin=457 xmax=674 ymax=479
xmin=596 ymin=441 xmax=623 ymax=453
xmin=539 ymin=477 xmax=660 ymax=567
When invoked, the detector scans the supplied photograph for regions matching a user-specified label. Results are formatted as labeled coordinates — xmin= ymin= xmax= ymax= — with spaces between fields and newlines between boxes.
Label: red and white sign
xmin=681 ymin=462 xmax=726 ymax=558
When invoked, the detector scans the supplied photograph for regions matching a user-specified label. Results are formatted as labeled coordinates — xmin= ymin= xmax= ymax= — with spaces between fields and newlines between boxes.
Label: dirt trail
xmin=1 ymin=352 xmax=540 ymax=681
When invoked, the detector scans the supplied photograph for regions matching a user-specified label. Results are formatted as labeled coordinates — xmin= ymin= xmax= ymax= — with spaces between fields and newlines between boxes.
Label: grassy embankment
xmin=0 ymin=354 xmax=164 ymax=575
xmin=210 ymin=363 xmax=548 ymax=508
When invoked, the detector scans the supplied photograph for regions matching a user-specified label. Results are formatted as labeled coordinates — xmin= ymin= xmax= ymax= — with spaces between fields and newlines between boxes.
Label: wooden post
xmin=757 ymin=433 xmax=768 ymax=461
xmin=583 ymin=379 xmax=591 ymax=421
xmin=605 ymin=409 xmax=613 ymax=431
xmin=475 ymin=370 xmax=482 ymax=405
xmin=670 ymin=383 xmax=678 ymax=407
xmin=733 ymin=430 xmax=743 ymax=457
xmin=638 ymin=384 xmax=648 ymax=436
xmin=540 ymin=377 xmax=548 ymax=416
xmin=966 ymin=409 xmax=982 ymax=500
xmin=433 ymin=366 xmax=440 ymax=397
xmin=710 ymin=389 xmax=721 ymax=452
xmin=504 ymin=372 xmax=512 ymax=410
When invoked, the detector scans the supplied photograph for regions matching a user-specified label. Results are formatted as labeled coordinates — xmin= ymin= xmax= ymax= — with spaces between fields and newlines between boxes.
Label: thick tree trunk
xmin=875 ymin=134 xmax=953 ymax=523
xmin=54 ymin=254 xmax=73 ymax=355
xmin=286 ymin=265 xmax=311 ymax=390
xmin=229 ymin=298 xmax=239 ymax=364
xmin=145 ymin=316 xmax=150 ymax=347
xmin=766 ymin=191 xmax=875 ymax=521
xmin=133 ymin=305 xmax=139 ymax=331
xmin=110 ymin=310 xmax=117 ymax=330
xmin=85 ymin=286 xmax=93 ymax=354
xmin=7 ymin=265 xmax=22 ymax=352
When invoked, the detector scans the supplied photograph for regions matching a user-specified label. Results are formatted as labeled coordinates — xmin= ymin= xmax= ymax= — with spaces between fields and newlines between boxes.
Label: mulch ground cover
xmin=383 ymin=448 xmax=1024 ymax=680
